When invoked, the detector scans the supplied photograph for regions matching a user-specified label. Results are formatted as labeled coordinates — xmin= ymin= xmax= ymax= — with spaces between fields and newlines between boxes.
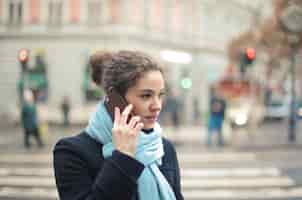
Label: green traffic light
xmin=181 ymin=78 xmax=192 ymax=89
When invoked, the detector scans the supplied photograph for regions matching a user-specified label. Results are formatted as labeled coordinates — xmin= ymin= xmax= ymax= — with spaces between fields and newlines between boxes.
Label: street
xmin=0 ymin=121 xmax=302 ymax=200
xmin=0 ymin=0 xmax=302 ymax=199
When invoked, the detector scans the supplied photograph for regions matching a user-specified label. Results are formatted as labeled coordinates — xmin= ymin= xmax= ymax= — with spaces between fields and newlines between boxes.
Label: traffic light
xmin=181 ymin=77 xmax=192 ymax=90
xmin=180 ymin=68 xmax=192 ymax=90
xmin=240 ymin=48 xmax=256 ymax=75
xmin=18 ymin=48 xmax=29 ymax=71
xmin=244 ymin=48 xmax=256 ymax=64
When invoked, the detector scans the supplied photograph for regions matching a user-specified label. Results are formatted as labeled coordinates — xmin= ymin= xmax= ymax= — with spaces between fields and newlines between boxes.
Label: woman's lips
xmin=144 ymin=116 xmax=158 ymax=122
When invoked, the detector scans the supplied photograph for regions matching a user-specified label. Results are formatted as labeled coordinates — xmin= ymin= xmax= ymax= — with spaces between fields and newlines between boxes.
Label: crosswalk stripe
xmin=0 ymin=167 xmax=281 ymax=178
xmin=0 ymin=168 xmax=53 ymax=176
xmin=0 ymin=155 xmax=51 ymax=164
xmin=2 ymin=187 xmax=302 ymax=200
xmin=183 ymin=187 xmax=302 ymax=199
xmin=0 ymin=187 xmax=58 ymax=199
xmin=181 ymin=168 xmax=281 ymax=178
xmin=0 ymin=152 xmax=257 ymax=163
xmin=181 ymin=177 xmax=295 ymax=189
xmin=178 ymin=153 xmax=257 ymax=163
xmin=0 ymin=176 xmax=294 ymax=189
xmin=0 ymin=177 xmax=55 ymax=188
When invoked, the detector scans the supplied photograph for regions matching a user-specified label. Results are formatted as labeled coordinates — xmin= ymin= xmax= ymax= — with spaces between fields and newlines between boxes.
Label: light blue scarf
xmin=85 ymin=101 xmax=176 ymax=200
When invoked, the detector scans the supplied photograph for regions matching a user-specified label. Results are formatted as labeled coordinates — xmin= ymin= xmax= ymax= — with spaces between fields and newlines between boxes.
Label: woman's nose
xmin=151 ymin=97 xmax=162 ymax=111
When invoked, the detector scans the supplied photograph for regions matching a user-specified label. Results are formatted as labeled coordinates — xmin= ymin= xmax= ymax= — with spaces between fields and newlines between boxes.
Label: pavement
xmin=1 ymin=119 xmax=302 ymax=153
xmin=1 ymin=123 xmax=302 ymax=200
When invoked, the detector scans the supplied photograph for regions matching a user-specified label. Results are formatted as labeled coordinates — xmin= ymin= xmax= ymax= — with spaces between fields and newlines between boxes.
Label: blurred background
xmin=1 ymin=0 xmax=302 ymax=199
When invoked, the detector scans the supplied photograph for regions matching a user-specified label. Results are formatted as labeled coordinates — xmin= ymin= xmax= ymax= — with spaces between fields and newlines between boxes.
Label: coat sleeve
xmin=53 ymin=139 xmax=144 ymax=200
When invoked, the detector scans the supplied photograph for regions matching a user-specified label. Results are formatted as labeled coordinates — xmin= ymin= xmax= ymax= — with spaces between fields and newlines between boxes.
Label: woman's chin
xmin=143 ymin=123 xmax=155 ymax=129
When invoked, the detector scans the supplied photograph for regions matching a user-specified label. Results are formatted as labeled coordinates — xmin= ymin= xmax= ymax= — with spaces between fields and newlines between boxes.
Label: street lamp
xmin=288 ymin=34 xmax=300 ymax=143
xmin=280 ymin=5 xmax=302 ymax=143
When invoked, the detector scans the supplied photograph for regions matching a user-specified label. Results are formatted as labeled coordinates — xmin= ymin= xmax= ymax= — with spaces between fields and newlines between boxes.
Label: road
xmin=0 ymin=121 xmax=302 ymax=200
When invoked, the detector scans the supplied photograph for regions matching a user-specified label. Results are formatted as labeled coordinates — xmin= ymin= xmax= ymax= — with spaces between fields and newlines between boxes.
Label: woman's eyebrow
xmin=138 ymin=89 xmax=166 ymax=93
xmin=138 ymin=89 xmax=154 ymax=94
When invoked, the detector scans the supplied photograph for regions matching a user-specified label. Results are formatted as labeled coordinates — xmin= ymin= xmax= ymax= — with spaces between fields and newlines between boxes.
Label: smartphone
xmin=104 ymin=89 xmax=133 ymax=121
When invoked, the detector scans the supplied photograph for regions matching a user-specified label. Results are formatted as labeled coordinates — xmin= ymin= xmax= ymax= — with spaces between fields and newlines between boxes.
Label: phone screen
xmin=104 ymin=89 xmax=133 ymax=121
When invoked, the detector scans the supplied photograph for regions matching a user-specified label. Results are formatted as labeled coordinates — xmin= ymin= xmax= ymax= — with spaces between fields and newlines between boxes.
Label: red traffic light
xmin=18 ymin=49 xmax=29 ymax=63
xmin=245 ymin=48 xmax=255 ymax=60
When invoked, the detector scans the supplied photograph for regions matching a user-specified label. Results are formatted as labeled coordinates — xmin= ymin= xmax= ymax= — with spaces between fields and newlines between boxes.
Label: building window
xmin=130 ymin=0 xmax=142 ymax=25
xmin=69 ymin=0 xmax=80 ymax=23
xmin=9 ymin=2 xmax=13 ymax=23
xmin=29 ymin=0 xmax=40 ymax=24
xmin=48 ymin=1 xmax=62 ymax=26
xmin=108 ymin=0 xmax=120 ymax=24
xmin=150 ymin=0 xmax=163 ymax=30
xmin=8 ymin=0 xmax=23 ymax=26
xmin=0 ymin=0 xmax=3 ymax=23
xmin=87 ymin=0 xmax=101 ymax=25
xmin=172 ymin=0 xmax=183 ymax=33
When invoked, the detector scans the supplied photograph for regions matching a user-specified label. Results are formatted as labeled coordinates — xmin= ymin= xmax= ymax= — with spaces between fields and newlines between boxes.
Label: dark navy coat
xmin=53 ymin=131 xmax=184 ymax=200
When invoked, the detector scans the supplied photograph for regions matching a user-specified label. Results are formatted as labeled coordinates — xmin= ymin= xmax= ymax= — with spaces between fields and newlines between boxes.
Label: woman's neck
xmin=142 ymin=128 xmax=154 ymax=134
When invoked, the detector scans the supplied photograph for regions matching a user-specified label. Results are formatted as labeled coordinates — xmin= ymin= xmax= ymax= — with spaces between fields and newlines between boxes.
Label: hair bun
xmin=89 ymin=51 xmax=112 ymax=86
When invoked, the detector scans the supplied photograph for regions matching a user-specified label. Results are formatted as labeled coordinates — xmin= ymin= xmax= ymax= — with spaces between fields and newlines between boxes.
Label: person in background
xmin=60 ymin=96 xmax=71 ymax=127
xmin=21 ymin=90 xmax=44 ymax=149
xmin=207 ymin=85 xmax=226 ymax=147
xmin=167 ymin=89 xmax=180 ymax=130
xmin=193 ymin=97 xmax=201 ymax=125
xmin=53 ymin=50 xmax=184 ymax=200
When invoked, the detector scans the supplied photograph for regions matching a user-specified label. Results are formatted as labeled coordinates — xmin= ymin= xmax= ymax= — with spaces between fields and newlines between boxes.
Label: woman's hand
xmin=112 ymin=104 xmax=144 ymax=158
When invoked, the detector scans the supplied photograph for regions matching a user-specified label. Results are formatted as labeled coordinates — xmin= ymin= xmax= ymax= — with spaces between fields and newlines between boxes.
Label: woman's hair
xmin=89 ymin=50 xmax=163 ymax=96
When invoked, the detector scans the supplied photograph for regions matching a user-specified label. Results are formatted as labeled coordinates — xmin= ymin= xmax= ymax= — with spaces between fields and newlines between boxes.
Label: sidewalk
xmin=1 ymin=122 xmax=302 ymax=154
xmin=163 ymin=123 xmax=302 ymax=151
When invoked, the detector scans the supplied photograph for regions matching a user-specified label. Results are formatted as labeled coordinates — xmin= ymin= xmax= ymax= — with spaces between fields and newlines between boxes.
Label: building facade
xmin=0 ymin=0 xmax=270 ymax=125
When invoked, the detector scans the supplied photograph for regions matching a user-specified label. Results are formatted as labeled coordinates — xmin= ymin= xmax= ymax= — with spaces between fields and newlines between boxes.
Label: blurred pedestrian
xmin=53 ymin=51 xmax=184 ymax=200
xmin=60 ymin=96 xmax=71 ymax=127
xmin=167 ymin=90 xmax=180 ymax=130
xmin=21 ymin=90 xmax=44 ymax=149
xmin=193 ymin=97 xmax=201 ymax=125
xmin=207 ymin=85 xmax=226 ymax=147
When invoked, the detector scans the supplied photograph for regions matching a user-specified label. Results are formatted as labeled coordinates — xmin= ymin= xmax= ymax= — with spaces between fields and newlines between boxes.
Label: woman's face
xmin=125 ymin=70 xmax=165 ymax=129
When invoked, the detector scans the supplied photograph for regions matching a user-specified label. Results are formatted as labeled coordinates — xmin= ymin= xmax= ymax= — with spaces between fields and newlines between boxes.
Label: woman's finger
xmin=134 ymin=122 xmax=144 ymax=134
xmin=128 ymin=116 xmax=140 ymax=128
xmin=121 ymin=104 xmax=133 ymax=124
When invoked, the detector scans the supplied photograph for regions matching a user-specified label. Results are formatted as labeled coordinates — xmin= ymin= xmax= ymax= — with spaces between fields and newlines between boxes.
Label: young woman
xmin=53 ymin=50 xmax=184 ymax=200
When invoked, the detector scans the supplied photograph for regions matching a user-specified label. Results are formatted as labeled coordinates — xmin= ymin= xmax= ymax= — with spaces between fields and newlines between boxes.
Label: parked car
xmin=264 ymin=100 xmax=290 ymax=120
xmin=295 ymin=100 xmax=302 ymax=119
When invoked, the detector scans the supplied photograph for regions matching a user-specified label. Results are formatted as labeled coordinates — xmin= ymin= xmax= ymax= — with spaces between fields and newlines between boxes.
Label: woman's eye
xmin=159 ymin=93 xmax=166 ymax=98
xmin=141 ymin=94 xmax=151 ymax=99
